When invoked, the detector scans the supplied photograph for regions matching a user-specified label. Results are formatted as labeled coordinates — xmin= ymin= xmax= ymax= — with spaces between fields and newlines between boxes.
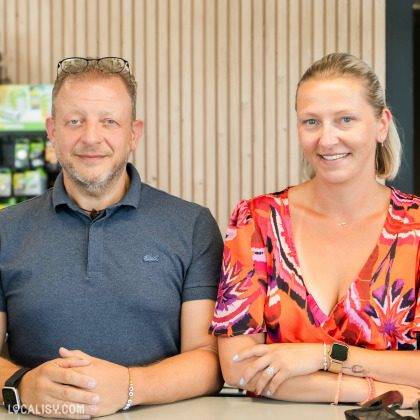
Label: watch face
xmin=330 ymin=343 xmax=349 ymax=362
xmin=2 ymin=387 xmax=19 ymax=412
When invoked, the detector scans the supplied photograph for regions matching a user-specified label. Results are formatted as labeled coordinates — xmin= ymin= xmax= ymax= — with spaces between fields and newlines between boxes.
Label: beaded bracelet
xmin=122 ymin=368 xmax=134 ymax=411
xmin=323 ymin=343 xmax=328 ymax=371
xmin=359 ymin=377 xmax=375 ymax=406
xmin=331 ymin=372 xmax=343 ymax=405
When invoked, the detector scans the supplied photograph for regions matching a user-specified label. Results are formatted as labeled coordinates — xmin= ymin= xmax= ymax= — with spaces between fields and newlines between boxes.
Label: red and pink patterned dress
xmin=209 ymin=187 xmax=420 ymax=349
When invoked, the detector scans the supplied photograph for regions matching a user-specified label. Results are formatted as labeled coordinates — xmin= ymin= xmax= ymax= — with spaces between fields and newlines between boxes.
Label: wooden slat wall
xmin=0 ymin=0 xmax=386 ymax=231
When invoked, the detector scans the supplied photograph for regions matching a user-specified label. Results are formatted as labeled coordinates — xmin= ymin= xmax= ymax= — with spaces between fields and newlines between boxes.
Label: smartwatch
xmin=328 ymin=342 xmax=349 ymax=373
xmin=2 ymin=367 xmax=31 ymax=413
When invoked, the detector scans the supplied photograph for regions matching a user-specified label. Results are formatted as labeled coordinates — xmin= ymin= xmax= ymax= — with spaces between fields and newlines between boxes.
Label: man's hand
xmin=59 ymin=348 xmax=128 ymax=417
xmin=18 ymin=353 xmax=100 ymax=419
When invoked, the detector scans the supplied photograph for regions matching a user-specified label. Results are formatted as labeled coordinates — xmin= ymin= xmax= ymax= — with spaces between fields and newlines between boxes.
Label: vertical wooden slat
xmin=63 ymin=0 xmax=75 ymax=58
xmin=0 ymin=0 xmax=5 ymax=71
xmin=361 ymin=0 xmax=373 ymax=66
xmin=204 ymin=0 xmax=217 ymax=214
xmin=86 ymin=0 xmax=97 ymax=56
xmin=240 ymin=0 xmax=253 ymax=200
xmin=252 ymin=0 xmax=264 ymax=197
xmin=145 ymin=0 xmax=158 ymax=188
xmin=122 ymin=0 xmax=133 ymax=65
xmin=39 ymin=0 xmax=52 ymax=84
xmin=288 ymin=0 xmax=300 ymax=185
xmin=337 ymin=0 xmax=349 ymax=52
xmin=324 ymin=0 xmax=336 ymax=54
xmin=265 ymin=0 xmax=277 ymax=194
xmin=349 ymin=0 xmax=361 ymax=57
xmin=74 ymin=0 xmax=86 ymax=57
xmin=51 ymin=0 xmax=63 ymax=68
xmin=169 ymin=0 xmax=181 ymax=197
xmin=4 ymin=0 xmax=17 ymax=83
xmin=277 ymin=0 xmax=289 ymax=191
xmin=313 ymin=0 xmax=324 ymax=61
xmin=17 ymin=0 xmax=29 ymax=83
xmin=181 ymin=0 xmax=192 ymax=200
xmin=300 ymin=0 xmax=313 ymax=74
xmin=110 ymin=0 xmax=121 ymax=57
xmin=192 ymin=0 xmax=205 ymax=205
xmin=298 ymin=0 xmax=312 ymax=195
xmin=157 ymin=0 xmax=169 ymax=193
xmin=130 ymin=0 xmax=147 ymax=170
xmin=373 ymin=0 xmax=386 ymax=88
xmin=228 ymin=0 xmax=241 ymax=208
xmin=133 ymin=0 xmax=145 ymax=171
xmin=28 ymin=0 xmax=40 ymax=83
xmin=216 ymin=0 xmax=229 ymax=229
xmin=98 ymin=0 xmax=110 ymax=58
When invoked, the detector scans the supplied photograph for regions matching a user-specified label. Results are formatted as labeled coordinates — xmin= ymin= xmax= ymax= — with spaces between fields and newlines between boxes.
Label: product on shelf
xmin=0 ymin=135 xmax=60 ymax=208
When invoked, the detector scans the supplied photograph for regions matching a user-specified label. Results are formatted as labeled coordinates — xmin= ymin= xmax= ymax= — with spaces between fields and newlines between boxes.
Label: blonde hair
xmin=296 ymin=52 xmax=401 ymax=181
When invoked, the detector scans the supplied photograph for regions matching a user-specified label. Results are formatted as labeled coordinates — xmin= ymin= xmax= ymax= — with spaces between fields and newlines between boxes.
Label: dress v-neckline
xmin=283 ymin=186 xmax=395 ymax=325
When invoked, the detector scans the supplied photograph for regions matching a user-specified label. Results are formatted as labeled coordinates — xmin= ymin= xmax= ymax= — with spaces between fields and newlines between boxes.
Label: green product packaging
xmin=25 ymin=168 xmax=47 ymax=196
xmin=29 ymin=86 xmax=42 ymax=109
xmin=0 ymin=168 xmax=12 ymax=197
xmin=29 ymin=137 xmax=46 ymax=168
xmin=9 ymin=88 xmax=27 ymax=112
xmin=13 ymin=171 xmax=26 ymax=196
xmin=14 ymin=138 xmax=30 ymax=169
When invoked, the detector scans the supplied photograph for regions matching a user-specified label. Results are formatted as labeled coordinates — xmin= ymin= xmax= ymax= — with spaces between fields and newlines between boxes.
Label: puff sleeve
xmin=209 ymin=200 xmax=268 ymax=337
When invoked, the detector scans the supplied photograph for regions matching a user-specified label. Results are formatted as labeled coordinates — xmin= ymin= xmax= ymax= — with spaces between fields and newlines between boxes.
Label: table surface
xmin=0 ymin=396 xmax=415 ymax=420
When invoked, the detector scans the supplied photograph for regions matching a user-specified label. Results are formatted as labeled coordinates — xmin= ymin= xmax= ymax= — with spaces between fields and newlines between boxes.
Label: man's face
xmin=46 ymin=76 xmax=142 ymax=196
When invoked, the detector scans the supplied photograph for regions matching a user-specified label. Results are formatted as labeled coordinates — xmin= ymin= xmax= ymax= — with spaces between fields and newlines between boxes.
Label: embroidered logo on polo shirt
xmin=143 ymin=254 xmax=160 ymax=262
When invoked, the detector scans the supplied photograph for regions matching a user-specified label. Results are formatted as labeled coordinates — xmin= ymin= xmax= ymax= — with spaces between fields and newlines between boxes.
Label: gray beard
xmin=60 ymin=159 xmax=128 ymax=198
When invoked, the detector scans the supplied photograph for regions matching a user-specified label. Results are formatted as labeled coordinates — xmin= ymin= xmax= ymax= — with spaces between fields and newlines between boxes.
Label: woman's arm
xmin=219 ymin=334 xmax=420 ymax=407
xmin=263 ymin=371 xmax=419 ymax=408
xmin=342 ymin=345 xmax=420 ymax=387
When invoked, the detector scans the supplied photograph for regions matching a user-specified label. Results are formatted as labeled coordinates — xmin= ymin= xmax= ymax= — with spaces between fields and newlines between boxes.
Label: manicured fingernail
xmin=239 ymin=378 xmax=244 ymax=386
xmin=233 ymin=354 xmax=239 ymax=361
xmin=90 ymin=406 xmax=99 ymax=415
xmin=267 ymin=390 xmax=271 ymax=396
xmin=91 ymin=395 xmax=100 ymax=404
xmin=88 ymin=381 xmax=96 ymax=389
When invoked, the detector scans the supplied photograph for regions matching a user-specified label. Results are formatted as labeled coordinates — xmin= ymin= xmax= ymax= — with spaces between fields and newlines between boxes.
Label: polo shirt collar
xmin=52 ymin=162 xmax=141 ymax=213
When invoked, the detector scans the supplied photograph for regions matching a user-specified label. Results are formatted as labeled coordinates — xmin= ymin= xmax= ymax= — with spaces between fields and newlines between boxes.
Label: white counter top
xmin=0 ymin=396 xmax=415 ymax=420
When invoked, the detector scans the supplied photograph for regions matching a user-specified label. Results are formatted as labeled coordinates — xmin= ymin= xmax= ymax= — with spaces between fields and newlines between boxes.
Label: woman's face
xmin=296 ymin=77 xmax=390 ymax=185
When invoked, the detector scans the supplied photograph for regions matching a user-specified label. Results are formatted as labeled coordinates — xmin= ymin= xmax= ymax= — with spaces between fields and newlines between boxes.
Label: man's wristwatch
xmin=328 ymin=342 xmax=349 ymax=373
xmin=2 ymin=368 xmax=32 ymax=413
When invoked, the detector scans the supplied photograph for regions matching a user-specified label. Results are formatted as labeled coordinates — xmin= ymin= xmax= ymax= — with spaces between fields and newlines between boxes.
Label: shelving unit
xmin=0 ymin=84 xmax=59 ymax=208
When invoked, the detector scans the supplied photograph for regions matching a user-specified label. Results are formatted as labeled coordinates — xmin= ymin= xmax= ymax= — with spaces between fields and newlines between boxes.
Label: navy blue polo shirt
xmin=0 ymin=164 xmax=223 ymax=368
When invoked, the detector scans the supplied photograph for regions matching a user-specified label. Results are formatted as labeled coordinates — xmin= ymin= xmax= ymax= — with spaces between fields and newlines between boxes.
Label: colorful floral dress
xmin=209 ymin=187 xmax=420 ymax=350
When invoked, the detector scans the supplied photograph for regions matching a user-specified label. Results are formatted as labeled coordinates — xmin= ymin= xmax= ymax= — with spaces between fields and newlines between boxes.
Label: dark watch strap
xmin=4 ymin=368 xmax=32 ymax=387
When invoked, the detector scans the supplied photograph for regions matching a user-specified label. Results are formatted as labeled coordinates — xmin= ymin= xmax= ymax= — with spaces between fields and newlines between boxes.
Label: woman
xmin=209 ymin=53 xmax=420 ymax=407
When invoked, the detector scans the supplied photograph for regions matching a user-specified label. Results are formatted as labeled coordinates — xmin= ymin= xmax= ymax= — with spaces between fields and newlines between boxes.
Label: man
xmin=0 ymin=57 xmax=224 ymax=418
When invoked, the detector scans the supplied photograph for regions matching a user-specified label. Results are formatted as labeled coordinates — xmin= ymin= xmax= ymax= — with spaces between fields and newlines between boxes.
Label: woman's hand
xmin=373 ymin=381 xmax=420 ymax=409
xmin=234 ymin=342 xmax=324 ymax=396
